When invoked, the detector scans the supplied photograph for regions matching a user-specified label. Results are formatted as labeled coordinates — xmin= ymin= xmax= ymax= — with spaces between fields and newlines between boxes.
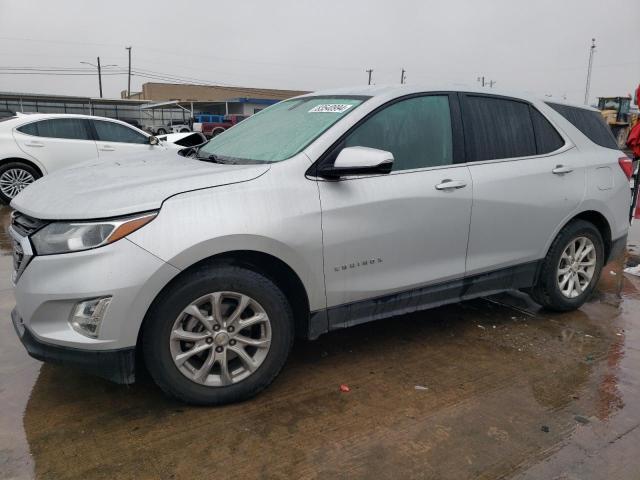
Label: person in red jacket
xmin=628 ymin=120 xmax=640 ymax=159
xmin=627 ymin=120 xmax=640 ymax=219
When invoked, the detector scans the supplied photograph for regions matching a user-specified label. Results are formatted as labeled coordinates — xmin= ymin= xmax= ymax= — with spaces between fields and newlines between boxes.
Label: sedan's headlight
xmin=31 ymin=212 xmax=157 ymax=255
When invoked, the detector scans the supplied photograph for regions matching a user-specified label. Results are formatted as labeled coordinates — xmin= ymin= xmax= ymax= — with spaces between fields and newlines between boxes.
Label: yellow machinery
xmin=598 ymin=96 xmax=639 ymax=148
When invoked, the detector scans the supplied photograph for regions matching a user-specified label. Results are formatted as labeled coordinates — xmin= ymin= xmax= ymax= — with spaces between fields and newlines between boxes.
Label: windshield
xmin=198 ymin=96 xmax=366 ymax=163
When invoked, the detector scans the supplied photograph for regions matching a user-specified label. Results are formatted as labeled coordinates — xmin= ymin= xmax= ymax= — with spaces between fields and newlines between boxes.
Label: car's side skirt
xmin=307 ymin=261 xmax=541 ymax=339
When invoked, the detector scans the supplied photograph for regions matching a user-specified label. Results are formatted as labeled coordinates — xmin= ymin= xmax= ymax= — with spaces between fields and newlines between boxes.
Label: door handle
xmin=24 ymin=141 xmax=44 ymax=147
xmin=435 ymin=179 xmax=467 ymax=190
xmin=552 ymin=165 xmax=573 ymax=174
xmin=99 ymin=145 xmax=116 ymax=151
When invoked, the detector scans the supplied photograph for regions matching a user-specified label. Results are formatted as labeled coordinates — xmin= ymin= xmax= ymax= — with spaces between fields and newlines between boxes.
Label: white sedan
xmin=0 ymin=113 xmax=206 ymax=202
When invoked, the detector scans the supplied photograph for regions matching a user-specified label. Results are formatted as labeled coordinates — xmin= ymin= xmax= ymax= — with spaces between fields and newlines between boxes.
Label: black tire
xmin=143 ymin=264 xmax=294 ymax=405
xmin=156 ymin=128 xmax=167 ymax=135
xmin=530 ymin=220 xmax=604 ymax=311
xmin=0 ymin=161 xmax=41 ymax=204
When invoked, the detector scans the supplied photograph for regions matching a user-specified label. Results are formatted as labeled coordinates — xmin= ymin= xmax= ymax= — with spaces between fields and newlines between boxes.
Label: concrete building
xmin=124 ymin=82 xmax=309 ymax=119
xmin=123 ymin=82 xmax=307 ymax=103
xmin=120 ymin=82 xmax=309 ymax=125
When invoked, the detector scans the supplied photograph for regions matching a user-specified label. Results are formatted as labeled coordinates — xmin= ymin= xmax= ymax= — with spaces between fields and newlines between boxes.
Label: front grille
xmin=11 ymin=211 xmax=47 ymax=237
xmin=12 ymin=239 xmax=24 ymax=272
xmin=8 ymin=210 xmax=44 ymax=283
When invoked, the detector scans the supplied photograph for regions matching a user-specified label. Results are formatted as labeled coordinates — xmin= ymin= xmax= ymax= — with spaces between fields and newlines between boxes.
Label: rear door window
xmin=462 ymin=95 xmax=536 ymax=161
xmin=17 ymin=118 xmax=91 ymax=140
xmin=92 ymin=120 xmax=148 ymax=144
xmin=546 ymin=102 xmax=618 ymax=149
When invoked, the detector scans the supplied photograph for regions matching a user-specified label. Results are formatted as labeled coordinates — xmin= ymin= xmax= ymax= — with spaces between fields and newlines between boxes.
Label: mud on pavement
xmin=1 ymin=203 xmax=640 ymax=480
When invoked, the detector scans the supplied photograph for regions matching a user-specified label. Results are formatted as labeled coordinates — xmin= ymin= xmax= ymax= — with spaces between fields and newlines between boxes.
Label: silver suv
xmin=9 ymin=86 xmax=632 ymax=405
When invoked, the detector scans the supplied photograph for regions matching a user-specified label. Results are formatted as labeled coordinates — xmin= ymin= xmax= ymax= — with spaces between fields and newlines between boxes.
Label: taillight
xmin=618 ymin=156 xmax=633 ymax=180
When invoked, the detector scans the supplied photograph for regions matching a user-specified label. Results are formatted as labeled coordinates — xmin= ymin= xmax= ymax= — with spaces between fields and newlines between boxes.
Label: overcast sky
xmin=0 ymin=0 xmax=638 ymax=104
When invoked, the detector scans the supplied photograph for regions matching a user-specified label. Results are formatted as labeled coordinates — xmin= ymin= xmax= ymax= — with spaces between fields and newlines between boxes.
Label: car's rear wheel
xmin=531 ymin=220 xmax=604 ymax=311
xmin=156 ymin=128 xmax=167 ymax=135
xmin=143 ymin=264 xmax=294 ymax=405
xmin=0 ymin=161 xmax=40 ymax=204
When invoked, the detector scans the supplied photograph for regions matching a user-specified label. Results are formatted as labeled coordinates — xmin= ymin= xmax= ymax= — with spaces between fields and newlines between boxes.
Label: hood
xmin=11 ymin=151 xmax=270 ymax=220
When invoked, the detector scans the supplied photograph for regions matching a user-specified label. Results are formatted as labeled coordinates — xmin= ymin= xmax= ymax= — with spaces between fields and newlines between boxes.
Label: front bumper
xmin=12 ymin=308 xmax=136 ymax=384
xmin=13 ymin=237 xmax=179 ymax=351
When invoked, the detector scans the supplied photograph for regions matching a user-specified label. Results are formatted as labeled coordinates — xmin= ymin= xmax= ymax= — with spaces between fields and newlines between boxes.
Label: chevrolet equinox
xmin=9 ymin=85 xmax=632 ymax=405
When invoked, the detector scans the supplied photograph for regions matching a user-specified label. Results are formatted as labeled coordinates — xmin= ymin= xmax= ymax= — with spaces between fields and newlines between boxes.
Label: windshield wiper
xmin=196 ymin=153 xmax=227 ymax=164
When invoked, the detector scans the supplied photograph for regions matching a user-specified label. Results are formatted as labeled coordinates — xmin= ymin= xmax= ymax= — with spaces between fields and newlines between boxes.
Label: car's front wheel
xmin=0 ymin=161 xmax=40 ymax=204
xmin=531 ymin=219 xmax=604 ymax=311
xmin=143 ymin=264 xmax=294 ymax=405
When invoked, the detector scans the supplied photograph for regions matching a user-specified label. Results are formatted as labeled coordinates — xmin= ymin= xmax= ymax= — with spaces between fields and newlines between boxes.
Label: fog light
xmin=69 ymin=296 xmax=112 ymax=338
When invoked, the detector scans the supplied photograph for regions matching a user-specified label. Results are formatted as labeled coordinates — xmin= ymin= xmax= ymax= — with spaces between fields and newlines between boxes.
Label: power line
xmin=80 ymin=57 xmax=117 ymax=98
xmin=0 ymin=71 xmax=125 ymax=76
xmin=0 ymin=66 xmax=295 ymax=96
xmin=0 ymin=35 xmax=363 ymax=73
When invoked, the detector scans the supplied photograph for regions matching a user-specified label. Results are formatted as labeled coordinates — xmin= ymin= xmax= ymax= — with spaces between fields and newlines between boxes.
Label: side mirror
xmin=317 ymin=146 xmax=394 ymax=178
xmin=149 ymin=135 xmax=160 ymax=145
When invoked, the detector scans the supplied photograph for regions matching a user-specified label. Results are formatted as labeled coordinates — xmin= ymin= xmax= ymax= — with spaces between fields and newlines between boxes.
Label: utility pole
xmin=584 ymin=38 xmax=596 ymax=105
xmin=477 ymin=76 xmax=496 ymax=88
xmin=126 ymin=46 xmax=132 ymax=98
xmin=96 ymin=57 xmax=102 ymax=98
xmin=80 ymin=57 xmax=116 ymax=98
xmin=400 ymin=68 xmax=406 ymax=84
xmin=366 ymin=68 xmax=373 ymax=85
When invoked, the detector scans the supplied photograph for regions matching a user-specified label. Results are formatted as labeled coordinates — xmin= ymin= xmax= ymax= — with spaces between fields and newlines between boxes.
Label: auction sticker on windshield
xmin=308 ymin=104 xmax=353 ymax=113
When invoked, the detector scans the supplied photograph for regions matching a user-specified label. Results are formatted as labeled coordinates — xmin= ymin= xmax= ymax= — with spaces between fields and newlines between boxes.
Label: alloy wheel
xmin=0 ymin=168 xmax=35 ymax=199
xmin=169 ymin=291 xmax=272 ymax=386
xmin=557 ymin=236 xmax=597 ymax=298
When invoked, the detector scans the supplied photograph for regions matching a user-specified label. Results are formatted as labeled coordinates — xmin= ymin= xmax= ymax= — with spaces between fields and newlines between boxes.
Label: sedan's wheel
xmin=157 ymin=128 xmax=167 ymax=135
xmin=143 ymin=265 xmax=294 ymax=405
xmin=169 ymin=291 xmax=272 ymax=386
xmin=0 ymin=162 xmax=40 ymax=204
xmin=531 ymin=219 xmax=604 ymax=311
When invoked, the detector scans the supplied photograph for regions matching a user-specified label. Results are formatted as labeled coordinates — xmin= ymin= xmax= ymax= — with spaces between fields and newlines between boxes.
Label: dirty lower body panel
xmin=12 ymin=308 xmax=136 ymax=384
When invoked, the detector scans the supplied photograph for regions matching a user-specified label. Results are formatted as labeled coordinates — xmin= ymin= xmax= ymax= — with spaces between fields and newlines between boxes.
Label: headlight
xmin=31 ymin=212 xmax=157 ymax=255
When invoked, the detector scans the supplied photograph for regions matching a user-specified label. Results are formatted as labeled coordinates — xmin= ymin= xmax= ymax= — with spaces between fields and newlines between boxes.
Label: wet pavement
xmin=1 ymin=203 xmax=639 ymax=480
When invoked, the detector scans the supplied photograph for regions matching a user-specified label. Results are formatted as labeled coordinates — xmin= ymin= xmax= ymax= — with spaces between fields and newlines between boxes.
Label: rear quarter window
xmin=530 ymin=107 xmax=565 ymax=154
xmin=16 ymin=122 xmax=38 ymax=135
xmin=547 ymin=102 xmax=618 ymax=150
